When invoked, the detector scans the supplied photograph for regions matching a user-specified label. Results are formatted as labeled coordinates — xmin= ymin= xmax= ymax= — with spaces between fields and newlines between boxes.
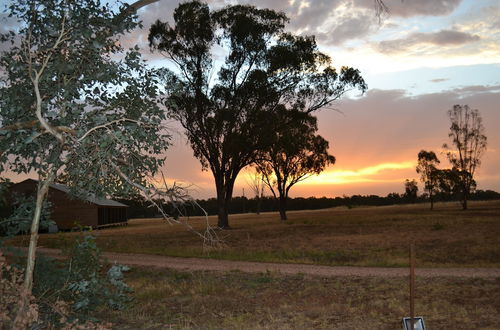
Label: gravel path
xmin=32 ymin=247 xmax=500 ymax=278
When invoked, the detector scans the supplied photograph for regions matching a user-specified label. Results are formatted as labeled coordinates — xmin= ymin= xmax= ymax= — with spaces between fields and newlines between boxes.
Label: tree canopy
xmin=0 ymin=0 xmax=168 ymax=195
xmin=416 ymin=150 xmax=440 ymax=210
xmin=256 ymin=110 xmax=335 ymax=221
xmin=0 ymin=0 xmax=169 ymax=323
xmin=404 ymin=179 xmax=418 ymax=203
xmin=149 ymin=1 xmax=366 ymax=227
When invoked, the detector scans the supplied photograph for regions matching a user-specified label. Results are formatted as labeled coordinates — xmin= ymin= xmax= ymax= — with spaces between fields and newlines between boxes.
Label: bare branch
xmin=108 ymin=160 xmax=222 ymax=249
xmin=77 ymin=119 xmax=153 ymax=142
xmin=127 ymin=0 xmax=160 ymax=12
xmin=29 ymin=14 xmax=71 ymax=144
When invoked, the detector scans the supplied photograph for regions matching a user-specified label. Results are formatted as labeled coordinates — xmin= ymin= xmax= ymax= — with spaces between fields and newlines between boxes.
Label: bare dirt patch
xmin=34 ymin=247 xmax=500 ymax=278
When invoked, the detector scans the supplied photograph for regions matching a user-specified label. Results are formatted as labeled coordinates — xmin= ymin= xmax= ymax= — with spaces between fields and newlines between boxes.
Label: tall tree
xmin=149 ymin=1 xmax=366 ymax=228
xmin=443 ymin=105 xmax=487 ymax=210
xmin=0 ymin=0 xmax=169 ymax=323
xmin=416 ymin=150 xmax=440 ymax=210
xmin=256 ymin=110 xmax=335 ymax=221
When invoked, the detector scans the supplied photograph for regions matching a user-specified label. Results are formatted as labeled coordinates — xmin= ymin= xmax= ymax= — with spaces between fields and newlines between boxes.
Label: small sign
xmin=402 ymin=317 xmax=426 ymax=330
xmin=48 ymin=223 xmax=59 ymax=233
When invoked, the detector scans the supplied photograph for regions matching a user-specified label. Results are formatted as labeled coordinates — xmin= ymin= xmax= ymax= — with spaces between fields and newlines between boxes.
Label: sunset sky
xmin=131 ymin=0 xmax=500 ymax=199
xmin=2 ymin=0 xmax=499 ymax=199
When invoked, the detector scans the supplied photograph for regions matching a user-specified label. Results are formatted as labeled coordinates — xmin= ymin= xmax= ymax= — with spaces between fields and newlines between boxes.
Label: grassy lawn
xmin=7 ymin=200 xmax=500 ymax=268
xmin=97 ymin=267 xmax=500 ymax=329
xmin=4 ymin=201 xmax=499 ymax=328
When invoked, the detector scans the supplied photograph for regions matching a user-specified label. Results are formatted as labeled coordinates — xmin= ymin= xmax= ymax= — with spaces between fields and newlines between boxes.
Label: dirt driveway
xmin=33 ymin=247 xmax=500 ymax=278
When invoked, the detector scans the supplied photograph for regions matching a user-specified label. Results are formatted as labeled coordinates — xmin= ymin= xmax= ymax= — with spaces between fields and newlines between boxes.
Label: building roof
xmin=48 ymin=182 xmax=128 ymax=207
xmin=16 ymin=179 xmax=128 ymax=207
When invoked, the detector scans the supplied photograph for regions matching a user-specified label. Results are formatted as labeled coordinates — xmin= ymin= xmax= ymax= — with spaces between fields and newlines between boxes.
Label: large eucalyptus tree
xmin=149 ymin=1 xmax=366 ymax=228
xmin=0 ymin=0 xmax=168 ymax=323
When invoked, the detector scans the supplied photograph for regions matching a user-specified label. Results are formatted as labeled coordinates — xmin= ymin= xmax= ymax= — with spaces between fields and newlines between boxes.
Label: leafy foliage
xmin=149 ymin=1 xmax=366 ymax=227
xmin=0 ymin=0 xmax=168 ymax=199
xmin=404 ymin=179 xmax=418 ymax=203
xmin=435 ymin=168 xmax=475 ymax=201
xmin=0 ymin=194 xmax=54 ymax=237
xmin=416 ymin=150 xmax=440 ymax=209
xmin=1 ymin=236 xmax=124 ymax=328
xmin=64 ymin=235 xmax=132 ymax=314
xmin=0 ymin=1 xmax=168 ymax=321
xmin=256 ymin=110 xmax=335 ymax=220
xmin=32 ymin=235 xmax=132 ymax=324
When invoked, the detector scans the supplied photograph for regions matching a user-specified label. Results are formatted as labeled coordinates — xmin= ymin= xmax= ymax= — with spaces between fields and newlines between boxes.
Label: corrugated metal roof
xmin=47 ymin=182 xmax=128 ymax=207
xmin=14 ymin=179 xmax=129 ymax=207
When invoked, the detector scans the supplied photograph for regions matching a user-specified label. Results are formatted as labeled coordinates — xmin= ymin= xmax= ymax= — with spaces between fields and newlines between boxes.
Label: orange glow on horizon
xmin=301 ymin=161 xmax=415 ymax=185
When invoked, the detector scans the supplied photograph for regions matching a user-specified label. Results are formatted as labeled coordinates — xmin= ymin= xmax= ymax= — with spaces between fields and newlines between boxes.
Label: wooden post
xmin=410 ymin=242 xmax=415 ymax=330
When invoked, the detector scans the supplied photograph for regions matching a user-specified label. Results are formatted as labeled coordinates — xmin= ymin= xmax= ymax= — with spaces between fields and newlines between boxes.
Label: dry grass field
xmin=96 ymin=267 xmax=499 ymax=329
xmin=6 ymin=200 xmax=500 ymax=328
xmin=11 ymin=199 xmax=500 ymax=268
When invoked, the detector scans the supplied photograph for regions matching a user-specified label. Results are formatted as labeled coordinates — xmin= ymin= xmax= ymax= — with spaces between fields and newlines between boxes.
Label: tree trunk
xmin=430 ymin=191 xmax=434 ymax=210
xmin=13 ymin=173 xmax=54 ymax=327
xmin=256 ymin=195 xmax=261 ymax=215
xmin=278 ymin=196 xmax=287 ymax=221
xmin=217 ymin=196 xmax=229 ymax=228
xmin=215 ymin=174 xmax=235 ymax=229
xmin=462 ymin=184 xmax=469 ymax=210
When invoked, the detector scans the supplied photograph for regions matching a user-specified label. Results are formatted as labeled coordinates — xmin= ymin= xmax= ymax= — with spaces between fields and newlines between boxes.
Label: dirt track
xmin=33 ymin=247 xmax=500 ymax=278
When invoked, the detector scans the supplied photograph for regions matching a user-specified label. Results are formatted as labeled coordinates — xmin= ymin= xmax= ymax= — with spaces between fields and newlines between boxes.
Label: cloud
xmin=353 ymin=0 xmax=463 ymax=18
xmin=121 ymin=0 xmax=379 ymax=60
xmin=315 ymin=10 xmax=375 ymax=45
xmin=430 ymin=78 xmax=449 ymax=83
xmin=450 ymin=84 xmax=500 ymax=96
xmin=377 ymin=29 xmax=480 ymax=54
xmin=283 ymin=1 xmax=381 ymax=46
xmin=117 ymin=0 xmax=185 ymax=61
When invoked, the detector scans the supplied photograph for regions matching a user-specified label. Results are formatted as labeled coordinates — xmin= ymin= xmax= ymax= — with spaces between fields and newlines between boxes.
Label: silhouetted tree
xmin=404 ymin=179 xmax=418 ymax=203
xmin=443 ymin=105 xmax=487 ymax=210
xmin=416 ymin=150 xmax=440 ymax=210
xmin=246 ymin=172 xmax=265 ymax=215
xmin=149 ymin=1 xmax=366 ymax=228
xmin=256 ymin=110 xmax=335 ymax=221
xmin=435 ymin=168 xmax=475 ymax=202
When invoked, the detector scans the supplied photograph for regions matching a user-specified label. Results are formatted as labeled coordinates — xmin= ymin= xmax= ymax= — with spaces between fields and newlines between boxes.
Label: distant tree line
xmin=117 ymin=189 xmax=500 ymax=218
xmin=2 ymin=181 xmax=499 ymax=221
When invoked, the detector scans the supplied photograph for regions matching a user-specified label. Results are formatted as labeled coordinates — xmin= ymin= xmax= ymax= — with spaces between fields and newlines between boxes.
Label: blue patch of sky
xmin=363 ymin=64 xmax=500 ymax=95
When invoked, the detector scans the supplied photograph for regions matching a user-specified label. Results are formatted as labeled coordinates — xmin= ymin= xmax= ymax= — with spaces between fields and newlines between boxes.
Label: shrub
xmin=34 ymin=235 xmax=132 ymax=324
xmin=0 ymin=194 xmax=54 ymax=237
xmin=1 ymin=235 xmax=131 ymax=328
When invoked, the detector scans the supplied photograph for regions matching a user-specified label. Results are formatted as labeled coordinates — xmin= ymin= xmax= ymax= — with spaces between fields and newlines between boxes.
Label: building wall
xmin=48 ymin=188 xmax=99 ymax=229
xmin=98 ymin=207 xmax=127 ymax=226
xmin=10 ymin=180 xmax=99 ymax=230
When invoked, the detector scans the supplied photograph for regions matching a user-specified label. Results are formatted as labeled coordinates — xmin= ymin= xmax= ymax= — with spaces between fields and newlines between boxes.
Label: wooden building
xmin=10 ymin=179 xmax=128 ymax=230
